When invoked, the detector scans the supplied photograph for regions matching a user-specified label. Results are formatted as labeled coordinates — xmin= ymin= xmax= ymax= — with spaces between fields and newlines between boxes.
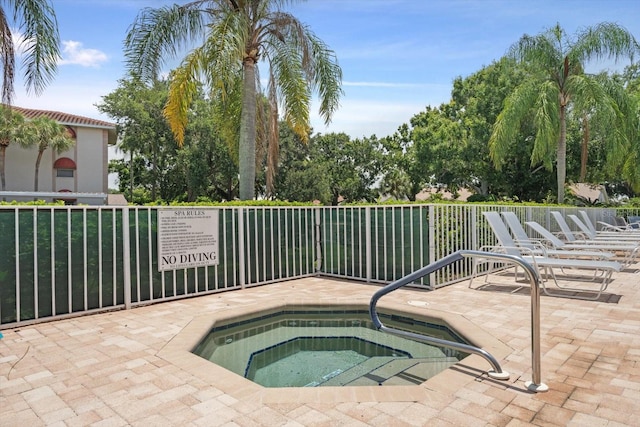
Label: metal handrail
xmin=369 ymin=249 xmax=548 ymax=392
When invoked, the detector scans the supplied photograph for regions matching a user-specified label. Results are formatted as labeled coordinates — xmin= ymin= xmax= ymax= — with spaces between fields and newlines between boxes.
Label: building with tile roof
xmin=2 ymin=105 xmax=118 ymax=205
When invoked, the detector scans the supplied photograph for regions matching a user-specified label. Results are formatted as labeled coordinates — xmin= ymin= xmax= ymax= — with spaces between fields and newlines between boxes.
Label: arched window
xmin=53 ymin=157 xmax=76 ymax=178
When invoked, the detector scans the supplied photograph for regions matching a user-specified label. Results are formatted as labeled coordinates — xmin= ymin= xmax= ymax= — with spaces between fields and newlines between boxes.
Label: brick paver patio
xmin=1 ymin=265 xmax=639 ymax=426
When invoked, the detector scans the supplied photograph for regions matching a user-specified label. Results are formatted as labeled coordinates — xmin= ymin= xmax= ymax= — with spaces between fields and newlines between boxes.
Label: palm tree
xmin=21 ymin=116 xmax=74 ymax=191
xmin=124 ymin=0 xmax=342 ymax=200
xmin=489 ymin=23 xmax=639 ymax=203
xmin=379 ymin=169 xmax=411 ymax=201
xmin=0 ymin=0 xmax=61 ymax=104
xmin=0 ymin=105 xmax=26 ymax=191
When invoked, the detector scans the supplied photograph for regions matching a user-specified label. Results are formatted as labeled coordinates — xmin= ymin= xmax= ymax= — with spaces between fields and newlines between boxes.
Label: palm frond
xmin=10 ymin=0 xmax=60 ymax=97
xmin=269 ymin=12 xmax=342 ymax=123
xmin=268 ymin=42 xmax=310 ymax=140
xmin=531 ymin=81 xmax=560 ymax=168
xmin=571 ymin=22 xmax=640 ymax=65
xmin=508 ymin=28 xmax=563 ymax=77
xmin=489 ymin=78 xmax=543 ymax=169
xmin=164 ymin=51 xmax=201 ymax=146
xmin=124 ymin=3 xmax=207 ymax=81
xmin=306 ymin=33 xmax=343 ymax=124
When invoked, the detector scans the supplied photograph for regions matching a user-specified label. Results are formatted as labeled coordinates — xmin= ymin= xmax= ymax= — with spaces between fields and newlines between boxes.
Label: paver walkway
xmin=1 ymin=266 xmax=639 ymax=426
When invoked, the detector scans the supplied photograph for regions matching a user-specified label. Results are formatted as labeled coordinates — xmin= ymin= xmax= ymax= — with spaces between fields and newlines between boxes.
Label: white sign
xmin=157 ymin=208 xmax=219 ymax=271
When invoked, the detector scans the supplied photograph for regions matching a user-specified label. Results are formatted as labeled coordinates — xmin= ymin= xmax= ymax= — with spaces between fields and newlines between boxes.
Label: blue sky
xmin=11 ymin=0 xmax=640 ymax=140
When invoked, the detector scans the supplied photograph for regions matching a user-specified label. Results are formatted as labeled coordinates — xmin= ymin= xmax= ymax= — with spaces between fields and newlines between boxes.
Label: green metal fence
xmin=1 ymin=204 xmax=632 ymax=328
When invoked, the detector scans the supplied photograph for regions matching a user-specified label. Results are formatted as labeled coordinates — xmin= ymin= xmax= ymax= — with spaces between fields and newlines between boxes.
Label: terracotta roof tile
xmin=7 ymin=105 xmax=115 ymax=129
xmin=5 ymin=104 xmax=118 ymax=144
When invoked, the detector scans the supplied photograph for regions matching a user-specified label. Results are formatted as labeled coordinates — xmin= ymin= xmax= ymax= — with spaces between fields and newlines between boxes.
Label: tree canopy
xmin=102 ymin=19 xmax=640 ymax=206
xmin=489 ymin=23 xmax=639 ymax=203
xmin=124 ymin=0 xmax=342 ymax=200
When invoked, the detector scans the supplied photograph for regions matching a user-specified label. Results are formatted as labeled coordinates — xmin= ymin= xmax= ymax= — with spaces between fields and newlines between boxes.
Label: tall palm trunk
xmin=239 ymin=59 xmax=257 ymax=200
xmin=557 ymin=103 xmax=567 ymax=204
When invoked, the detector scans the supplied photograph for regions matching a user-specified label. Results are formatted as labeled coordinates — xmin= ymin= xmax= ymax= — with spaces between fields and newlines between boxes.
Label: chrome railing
xmin=369 ymin=249 xmax=548 ymax=392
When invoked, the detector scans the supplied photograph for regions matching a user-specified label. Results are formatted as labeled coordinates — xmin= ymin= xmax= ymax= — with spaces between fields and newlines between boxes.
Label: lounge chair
xmin=629 ymin=216 xmax=640 ymax=229
xmin=500 ymin=211 xmax=615 ymax=260
xmin=551 ymin=211 xmax=640 ymax=244
xmin=597 ymin=217 xmax=638 ymax=232
xmin=579 ymin=210 xmax=622 ymax=233
xmin=581 ymin=210 xmax=640 ymax=235
xmin=525 ymin=220 xmax=639 ymax=268
xmin=568 ymin=214 xmax=640 ymax=242
xmin=478 ymin=212 xmax=622 ymax=300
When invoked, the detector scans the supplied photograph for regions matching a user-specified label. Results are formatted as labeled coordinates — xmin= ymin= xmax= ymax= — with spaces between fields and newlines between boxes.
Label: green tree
xmin=272 ymin=123 xmax=331 ymax=203
xmin=451 ymin=58 xmax=519 ymax=196
xmin=573 ymin=71 xmax=635 ymax=184
xmin=612 ymin=63 xmax=640 ymax=193
xmin=98 ymin=77 xmax=177 ymax=201
xmin=0 ymin=0 xmax=60 ymax=104
xmin=21 ymin=116 xmax=74 ymax=191
xmin=378 ymin=124 xmax=423 ymax=201
xmin=490 ymin=23 xmax=639 ymax=203
xmin=313 ymin=133 xmax=382 ymax=205
xmin=0 ymin=105 xmax=26 ymax=191
xmin=99 ymin=76 xmax=238 ymax=203
xmin=178 ymin=97 xmax=238 ymax=201
xmin=124 ymin=0 xmax=343 ymax=201
xmin=411 ymin=104 xmax=468 ymax=193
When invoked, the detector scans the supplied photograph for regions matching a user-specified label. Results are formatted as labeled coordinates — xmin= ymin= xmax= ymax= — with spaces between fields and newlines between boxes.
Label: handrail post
xmin=369 ymin=249 xmax=548 ymax=392
xmin=525 ymin=267 xmax=548 ymax=392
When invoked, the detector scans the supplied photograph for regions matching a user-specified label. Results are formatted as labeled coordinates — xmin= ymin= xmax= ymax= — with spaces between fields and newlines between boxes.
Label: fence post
xmin=15 ymin=208 xmax=21 ymax=322
xmin=365 ymin=206 xmax=372 ymax=282
xmin=471 ymin=205 xmax=478 ymax=252
xmin=237 ymin=207 xmax=246 ymax=288
xmin=315 ymin=207 xmax=323 ymax=273
xmin=122 ymin=207 xmax=132 ymax=310
xmin=428 ymin=205 xmax=436 ymax=287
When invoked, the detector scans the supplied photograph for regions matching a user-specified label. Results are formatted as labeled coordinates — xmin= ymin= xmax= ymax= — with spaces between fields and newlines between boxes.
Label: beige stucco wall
xmin=4 ymin=126 xmax=108 ymax=194
xmin=74 ymin=127 xmax=108 ymax=193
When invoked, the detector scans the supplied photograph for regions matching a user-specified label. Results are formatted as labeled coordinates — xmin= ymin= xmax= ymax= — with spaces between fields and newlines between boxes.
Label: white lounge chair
xmin=478 ymin=212 xmax=622 ymax=300
xmin=568 ymin=214 xmax=640 ymax=242
xmin=551 ymin=211 xmax=640 ymax=245
xmin=579 ymin=210 xmax=640 ymax=236
xmin=525 ymin=220 xmax=639 ymax=268
xmin=500 ymin=211 xmax=615 ymax=260
xmin=597 ymin=218 xmax=638 ymax=232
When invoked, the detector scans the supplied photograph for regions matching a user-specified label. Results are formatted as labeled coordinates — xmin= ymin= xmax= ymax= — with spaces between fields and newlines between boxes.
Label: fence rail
xmin=0 ymin=204 xmax=634 ymax=328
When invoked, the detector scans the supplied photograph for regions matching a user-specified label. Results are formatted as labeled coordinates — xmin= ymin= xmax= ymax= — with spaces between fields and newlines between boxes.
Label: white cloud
xmin=59 ymin=40 xmax=108 ymax=67
xmin=12 ymin=30 xmax=108 ymax=68
xmin=11 ymin=30 xmax=30 ymax=56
